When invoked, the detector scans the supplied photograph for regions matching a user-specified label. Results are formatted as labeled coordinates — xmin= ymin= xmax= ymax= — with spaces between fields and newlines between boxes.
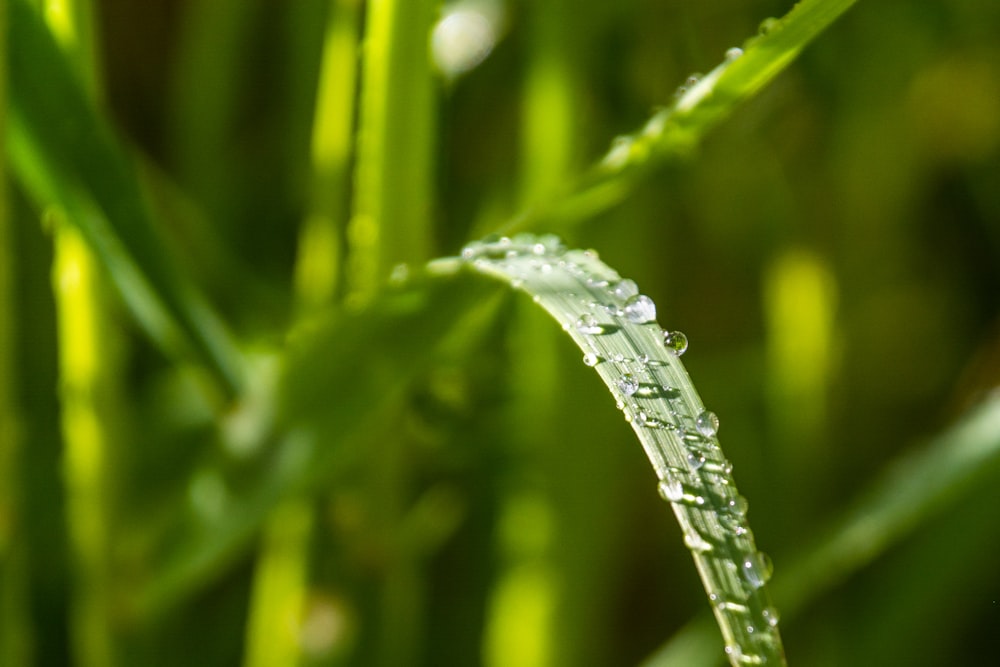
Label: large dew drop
xmin=696 ymin=411 xmax=720 ymax=438
xmin=663 ymin=331 xmax=688 ymax=356
xmin=623 ymin=294 xmax=657 ymax=323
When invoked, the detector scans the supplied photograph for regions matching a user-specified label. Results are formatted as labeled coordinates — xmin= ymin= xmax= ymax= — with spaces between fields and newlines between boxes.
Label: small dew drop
xmin=758 ymin=17 xmax=779 ymax=36
xmin=657 ymin=477 xmax=684 ymax=502
xmin=582 ymin=352 xmax=599 ymax=367
xmin=685 ymin=74 xmax=702 ymax=87
xmin=727 ymin=495 xmax=749 ymax=517
xmin=618 ymin=374 xmax=639 ymax=396
xmin=696 ymin=411 xmax=720 ymax=438
xmin=687 ymin=452 xmax=706 ymax=471
xmin=611 ymin=278 xmax=639 ymax=299
xmin=741 ymin=552 xmax=774 ymax=590
xmin=623 ymin=294 xmax=657 ymax=323
xmin=637 ymin=353 xmax=650 ymax=364
xmin=684 ymin=531 xmax=714 ymax=553
xmin=532 ymin=243 xmax=547 ymax=255
xmin=762 ymin=607 xmax=780 ymax=627
xmin=663 ymin=331 xmax=688 ymax=355
xmin=725 ymin=47 xmax=744 ymax=61
xmin=575 ymin=313 xmax=604 ymax=335
xmin=603 ymin=136 xmax=634 ymax=169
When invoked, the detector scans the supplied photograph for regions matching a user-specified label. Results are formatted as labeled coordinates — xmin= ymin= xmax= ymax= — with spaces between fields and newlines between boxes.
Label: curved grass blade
xmin=6 ymin=0 xmax=245 ymax=395
xmin=500 ymin=0 xmax=861 ymax=236
xmin=445 ymin=234 xmax=786 ymax=666
xmin=644 ymin=390 xmax=1000 ymax=666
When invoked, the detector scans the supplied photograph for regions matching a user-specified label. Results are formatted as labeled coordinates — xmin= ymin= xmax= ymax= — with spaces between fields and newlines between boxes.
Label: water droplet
xmin=687 ymin=452 xmax=706 ymax=471
xmin=741 ymin=552 xmax=773 ymax=590
xmin=389 ymin=263 xmax=410 ymax=284
xmin=685 ymin=74 xmax=702 ymax=87
xmin=762 ymin=607 xmax=780 ymax=628
xmin=663 ymin=331 xmax=688 ymax=355
xmin=603 ymin=136 xmax=633 ymax=169
xmin=618 ymin=374 xmax=639 ymax=396
xmin=696 ymin=411 xmax=719 ymax=437
xmin=725 ymin=47 xmax=744 ymax=61
xmin=727 ymin=495 xmax=749 ymax=517
xmin=684 ymin=531 xmax=714 ymax=553
xmin=657 ymin=477 xmax=684 ymax=502
xmin=582 ymin=352 xmax=599 ymax=367
xmin=637 ymin=353 xmax=650 ymax=364
xmin=532 ymin=243 xmax=546 ymax=255
xmin=623 ymin=294 xmax=656 ymax=323
xmin=575 ymin=313 xmax=603 ymax=335
xmin=510 ymin=278 xmax=523 ymax=288
xmin=758 ymin=17 xmax=779 ymax=36
xmin=612 ymin=352 xmax=626 ymax=363
xmin=611 ymin=279 xmax=638 ymax=299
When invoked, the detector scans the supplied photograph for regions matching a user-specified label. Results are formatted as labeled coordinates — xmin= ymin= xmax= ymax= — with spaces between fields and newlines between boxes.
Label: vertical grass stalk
xmin=351 ymin=1 xmax=437 ymax=663
xmin=294 ymin=0 xmax=362 ymax=313
xmin=0 ymin=0 xmax=33 ymax=662
xmin=43 ymin=1 xmax=119 ymax=664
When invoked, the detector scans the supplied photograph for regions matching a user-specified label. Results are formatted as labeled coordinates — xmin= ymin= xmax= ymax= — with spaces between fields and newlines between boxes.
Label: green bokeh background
xmin=4 ymin=0 xmax=1000 ymax=665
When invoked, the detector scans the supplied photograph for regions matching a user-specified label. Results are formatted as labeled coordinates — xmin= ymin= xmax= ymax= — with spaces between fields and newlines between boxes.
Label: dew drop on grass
xmin=686 ymin=74 xmax=702 ymax=87
xmin=575 ymin=313 xmax=603 ymax=334
xmin=727 ymin=495 xmax=749 ymax=517
xmin=758 ymin=17 xmax=779 ymax=35
xmin=725 ymin=47 xmax=744 ymax=61
xmin=684 ymin=531 xmax=714 ymax=553
xmin=687 ymin=452 xmax=706 ymax=470
xmin=623 ymin=294 xmax=656 ymax=323
xmin=663 ymin=331 xmax=688 ymax=355
xmin=612 ymin=279 xmax=638 ymax=299
xmin=741 ymin=552 xmax=774 ymax=590
xmin=696 ymin=410 xmax=720 ymax=437
xmin=762 ymin=607 xmax=780 ymax=628
xmin=657 ymin=477 xmax=684 ymax=502
xmin=618 ymin=374 xmax=639 ymax=396
xmin=582 ymin=352 xmax=599 ymax=367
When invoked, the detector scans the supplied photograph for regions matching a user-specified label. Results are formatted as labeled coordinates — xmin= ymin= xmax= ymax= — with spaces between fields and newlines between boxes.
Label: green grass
xmin=5 ymin=0 xmax=1000 ymax=665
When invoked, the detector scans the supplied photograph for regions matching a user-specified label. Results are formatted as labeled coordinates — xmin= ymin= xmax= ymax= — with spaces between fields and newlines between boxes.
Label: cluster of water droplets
xmin=458 ymin=233 xmax=780 ymax=663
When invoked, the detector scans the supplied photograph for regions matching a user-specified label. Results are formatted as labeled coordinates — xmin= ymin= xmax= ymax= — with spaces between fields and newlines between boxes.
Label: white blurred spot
xmin=432 ymin=1 xmax=505 ymax=79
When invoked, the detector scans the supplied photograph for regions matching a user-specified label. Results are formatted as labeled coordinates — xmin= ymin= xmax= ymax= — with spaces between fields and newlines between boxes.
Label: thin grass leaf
xmin=133 ymin=274 xmax=504 ymax=617
xmin=500 ymin=0 xmax=861 ymax=235
xmin=448 ymin=234 xmax=786 ymax=666
xmin=644 ymin=391 xmax=1000 ymax=666
xmin=6 ymin=0 xmax=245 ymax=395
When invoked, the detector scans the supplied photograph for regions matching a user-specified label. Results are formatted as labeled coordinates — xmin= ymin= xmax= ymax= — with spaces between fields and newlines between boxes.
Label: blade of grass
xmin=294 ymin=0 xmax=362 ymax=313
xmin=0 ymin=1 xmax=32 ymax=662
xmin=499 ymin=0 xmax=862 ymax=236
xmin=643 ymin=390 xmax=1000 ymax=666
xmin=348 ymin=0 xmax=436 ymax=302
xmin=451 ymin=234 xmax=786 ymax=666
xmin=6 ymin=0 xmax=245 ymax=396
xmin=42 ymin=2 xmax=122 ymax=665
xmin=133 ymin=273 xmax=504 ymax=618
xmin=350 ymin=2 xmax=437 ymax=663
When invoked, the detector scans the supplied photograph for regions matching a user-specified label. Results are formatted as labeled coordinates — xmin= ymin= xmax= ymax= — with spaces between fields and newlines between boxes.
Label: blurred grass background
xmin=3 ymin=0 xmax=1000 ymax=665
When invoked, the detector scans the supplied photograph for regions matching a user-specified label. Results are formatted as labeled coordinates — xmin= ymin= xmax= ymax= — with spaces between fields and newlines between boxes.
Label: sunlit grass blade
xmin=644 ymin=390 xmax=1000 ymax=666
xmin=502 ymin=0 xmax=861 ymax=235
xmin=6 ymin=0 xmax=245 ymax=395
xmin=449 ymin=234 xmax=786 ymax=666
